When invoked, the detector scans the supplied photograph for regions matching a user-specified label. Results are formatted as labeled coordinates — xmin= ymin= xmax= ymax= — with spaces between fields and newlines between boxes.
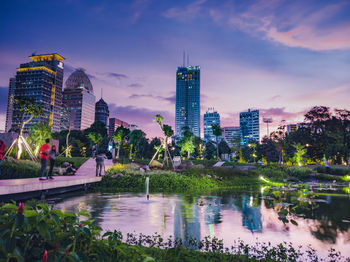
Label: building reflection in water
xmin=241 ymin=195 xmax=262 ymax=233
xmin=174 ymin=197 xmax=200 ymax=248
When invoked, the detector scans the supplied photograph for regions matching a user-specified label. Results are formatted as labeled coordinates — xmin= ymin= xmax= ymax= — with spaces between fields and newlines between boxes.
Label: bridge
xmin=0 ymin=158 xmax=114 ymax=201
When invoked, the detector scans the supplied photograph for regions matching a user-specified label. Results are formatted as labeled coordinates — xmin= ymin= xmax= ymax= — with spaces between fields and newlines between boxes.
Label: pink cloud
xmin=163 ymin=0 xmax=206 ymax=21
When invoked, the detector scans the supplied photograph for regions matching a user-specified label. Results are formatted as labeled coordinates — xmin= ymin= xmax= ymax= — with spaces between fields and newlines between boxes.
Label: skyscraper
xmin=5 ymin=78 xmax=16 ymax=132
xmin=108 ymin=117 xmax=129 ymax=137
xmin=175 ymin=65 xmax=200 ymax=138
xmin=240 ymin=109 xmax=260 ymax=145
xmin=203 ymin=108 xmax=220 ymax=142
xmin=62 ymin=69 xmax=95 ymax=130
xmin=223 ymin=126 xmax=240 ymax=145
xmin=95 ymin=98 xmax=109 ymax=126
xmin=10 ymin=53 xmax=65 ymax=133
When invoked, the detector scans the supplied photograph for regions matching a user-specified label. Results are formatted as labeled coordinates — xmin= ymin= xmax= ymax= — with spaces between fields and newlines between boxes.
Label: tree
xmin=129 ymin=129 xmax=146 ymax=159
xmin=5 ymin=98 xmax=45 ymax=160
xmin=84 ymin=121 xmax=107 ymax=138
xmin=204 ymin=142 xmax=216 ymax=160
xmin=29 ymin=122 xmax=52 ymax=156
xmin=149 ymin=115 xmax=174 ymax=167
xmin=113 ymin=126 xmax=130 ymax=159
xmin=179 ymin=131 xmax=195 ymax=159
xmin=293 ymin=143 xmax=307 ymax=166
xmin=211 ymin=124 xmax=222 ymax=160
xmin=218 ymin=140 xmax=231 ymax=155
xmin=88 ymin=132 xmax=103 ymax=150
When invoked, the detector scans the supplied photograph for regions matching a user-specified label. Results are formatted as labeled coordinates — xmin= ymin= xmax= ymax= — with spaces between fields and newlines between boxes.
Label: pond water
xmin=55 ymin=186 xmax=350 ymax=258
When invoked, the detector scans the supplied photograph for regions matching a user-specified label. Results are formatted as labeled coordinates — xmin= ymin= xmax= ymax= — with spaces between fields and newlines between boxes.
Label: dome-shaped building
xmin=61 ymin=69 xmax=96 ymax=130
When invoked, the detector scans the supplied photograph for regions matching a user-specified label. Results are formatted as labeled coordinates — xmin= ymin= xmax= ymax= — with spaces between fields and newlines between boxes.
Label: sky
xmin=1 ymin=0 xmax=350 ymax=138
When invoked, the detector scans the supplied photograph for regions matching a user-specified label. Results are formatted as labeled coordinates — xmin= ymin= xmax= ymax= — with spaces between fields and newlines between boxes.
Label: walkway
xmin=0 ymin=158 xmax=114 ymax=198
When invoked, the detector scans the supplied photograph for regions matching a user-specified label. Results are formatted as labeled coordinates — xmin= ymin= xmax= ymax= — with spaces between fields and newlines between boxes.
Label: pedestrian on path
xmin=47 ymin=145 xmax=56 ymax=179
xmin=39 ymin=139 xmax=51 ymax=180
xmin=92 ymin=144 xmax=97 ymax=159
xmin=0 ymin=140 xmax=6 ymax=176
xmin=95 ymin=153 xmax=107 ymax=177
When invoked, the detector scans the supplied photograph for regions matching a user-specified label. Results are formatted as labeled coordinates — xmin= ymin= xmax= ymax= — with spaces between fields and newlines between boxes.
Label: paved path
xmin=0 ymin=158 xmax=114 ymax=196
xmin=213 ymin=161 xmax=225 ymax=167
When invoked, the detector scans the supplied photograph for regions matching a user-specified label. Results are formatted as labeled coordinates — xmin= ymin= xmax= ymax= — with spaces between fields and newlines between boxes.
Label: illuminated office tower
xmin=10 ymin=53 xmax=65 ymax=133
xmin=240 ymin=109 xmax=260 ymax=145
xmin=5 ymin=78 xmax=16 ymax=132
xmin=62 ymin=69 xmax=95 ymax=130
xmin=175 ymin=64 xmax=200 ymax=137
xmin=203 ymin=108 xmax=220 ymax=142
xmin=95 ymin=98 xmax=109 ymax=126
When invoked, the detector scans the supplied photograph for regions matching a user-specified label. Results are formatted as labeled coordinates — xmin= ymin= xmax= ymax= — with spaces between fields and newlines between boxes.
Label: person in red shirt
xmin=0 ymin=140 xmax=6 ymax=176
xmin=39 ymin=138 xmax=51 ymax=180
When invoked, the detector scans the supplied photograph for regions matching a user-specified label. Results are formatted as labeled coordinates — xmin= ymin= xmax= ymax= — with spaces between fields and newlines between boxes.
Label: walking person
xmin=92 ymin=144 xmax=97 ymax=159
xmin=95 ymin=153 xmax=107 ymax=177
xmin=47 ymin=145 xmax=56 ymax=179
xmin=39 ymin=139 xmax=51 ymax=180
xmin=0 ymin=140 xmax=6 ymax=176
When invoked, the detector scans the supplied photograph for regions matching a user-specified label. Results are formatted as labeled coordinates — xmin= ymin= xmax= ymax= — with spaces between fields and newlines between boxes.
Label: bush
xmin=316 ymin=166 xmax=350 ymax=176
xmin=0 ymin=158 xmax=41 ymax=179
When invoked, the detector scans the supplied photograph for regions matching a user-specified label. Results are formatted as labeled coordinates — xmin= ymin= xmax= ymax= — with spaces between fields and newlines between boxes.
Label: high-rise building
xmin=95 ymin=98 xmax=109 ymax=126
xmin=223 ymin=126 xmax=240 ymax=145
xmin=175 ymin=65 xmax=200 ymax=138
xmin=203 ymin=108 xmax=220 ymax=142
xmin=240 ymin=109 xmax=259 ymax=145
xmin=108 ymin=117 xmax=129 ymax=137
xmin=10 ymin=53 xmax=65 ymax=133
xmin=5 ymin=78 xmax=16 ymax=132
xmin=62 ymin=69 xmax=95 ymax=130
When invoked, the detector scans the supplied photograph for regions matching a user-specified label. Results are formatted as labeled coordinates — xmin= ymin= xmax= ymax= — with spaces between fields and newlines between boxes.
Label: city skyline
xmin=1 ymin=0 xmax=350 ymax=137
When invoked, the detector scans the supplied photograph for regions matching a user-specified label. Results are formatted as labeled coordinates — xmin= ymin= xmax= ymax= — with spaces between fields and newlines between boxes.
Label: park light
xmin=306 ymin=144 xmax=310 ymax=147
xmin=298 ymin=163 xmax=302 ymax=167
xmin=259 ymin=176 xmax=270 ymax=183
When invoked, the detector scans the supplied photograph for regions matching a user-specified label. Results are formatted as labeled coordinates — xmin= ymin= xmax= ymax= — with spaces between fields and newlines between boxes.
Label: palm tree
xmin=211 ymin=124 xmax=222 ymax=160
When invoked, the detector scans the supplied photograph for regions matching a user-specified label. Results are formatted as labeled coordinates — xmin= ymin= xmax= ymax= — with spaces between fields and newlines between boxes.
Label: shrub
xmin=316 ymin=166 xmax=350 ymax=176
xmin=0 ymin=158 xmax=41 ymax=179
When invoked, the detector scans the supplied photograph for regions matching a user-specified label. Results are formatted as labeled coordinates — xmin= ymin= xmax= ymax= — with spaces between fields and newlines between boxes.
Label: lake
xmin=55 ymin=185 xmax=350 ymax=259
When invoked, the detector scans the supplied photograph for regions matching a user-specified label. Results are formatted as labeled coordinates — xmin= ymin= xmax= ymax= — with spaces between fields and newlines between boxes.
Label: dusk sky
xmin=1 ymin=0 xmax=350 ymax=137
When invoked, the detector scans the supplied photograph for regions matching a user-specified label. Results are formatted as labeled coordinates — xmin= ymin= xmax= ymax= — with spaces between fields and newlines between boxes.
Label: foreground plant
xmin=0 ymin=203 xmax=349 ymax=261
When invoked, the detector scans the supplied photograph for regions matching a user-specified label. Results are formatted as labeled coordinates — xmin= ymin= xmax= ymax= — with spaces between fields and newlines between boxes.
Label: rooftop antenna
xmin=183 ymin=51 xmax=185 ymax=67
xmin=101 ymin=88 xmax=103 ymax=99
xmin=187 ymin=54 xmax=189 ymax=66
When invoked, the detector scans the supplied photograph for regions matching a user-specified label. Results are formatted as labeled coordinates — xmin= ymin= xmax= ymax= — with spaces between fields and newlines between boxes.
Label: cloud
xmin=107 ymin=72 xmax=128 ymax=79
xmin=127 ymin=83 xmax=143 ymax=88
xmin=129 ymin=93 xmax=176 ymax=103
xmin=260 ymin=107 xmax=306 ymax=122
xmin=269 ymin=95 xmax=281 ymax=101
xmin=163 ymin=0 xmax=206 ymax=21
xmin=208 ymin=1 xmax=350 ymax=51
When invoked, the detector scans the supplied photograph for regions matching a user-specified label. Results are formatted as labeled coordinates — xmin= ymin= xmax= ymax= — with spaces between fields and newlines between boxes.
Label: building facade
xmin=223 ymin=126 xmax=240 ymax=145
xmin=175 ymin=65 xmax=200 ymax=138
xmin=240 ymin=109 xmax=260 ymax=145
xmin=95 ymin=98 xmax=109 ymax=126
xmin=9 ymin=53 xmax=65 ymax=133
xmin=62 ymin=69 xmax=95 ymax=130
xmin=203 ymin=108 xmax=220 ymax=142
xmin=5 ymin=78 xmax=16 ymax=132
xmin=108 ymin=117 xmax=129 ymax=137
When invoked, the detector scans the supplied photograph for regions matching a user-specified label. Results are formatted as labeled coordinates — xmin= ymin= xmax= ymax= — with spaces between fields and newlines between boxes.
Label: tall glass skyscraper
xmin=240 ymin=109 xmax=260 ymax=145
xmin=5 ymin=78 xmax=16 ymax=132
xmin=203 ymin=108 xmax=220 ymax=142
xmin=9 ymin=53 xmax=65 ymax=133
xmin=95 ymin=98 xmax=109 ymax=126
xmin=175 ymin=65 xmax=200 ymax=138
xmin=62 ymin=69 xmax=95 ymax=130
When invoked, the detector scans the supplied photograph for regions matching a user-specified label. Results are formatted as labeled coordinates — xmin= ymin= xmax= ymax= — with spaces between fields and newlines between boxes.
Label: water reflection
xmin=55 ymin=189 xmax=350 ymax=257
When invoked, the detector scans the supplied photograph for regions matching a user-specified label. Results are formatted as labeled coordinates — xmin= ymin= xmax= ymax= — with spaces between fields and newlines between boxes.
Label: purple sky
xmin=1 ymin=0 xmax=350 ymax=138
